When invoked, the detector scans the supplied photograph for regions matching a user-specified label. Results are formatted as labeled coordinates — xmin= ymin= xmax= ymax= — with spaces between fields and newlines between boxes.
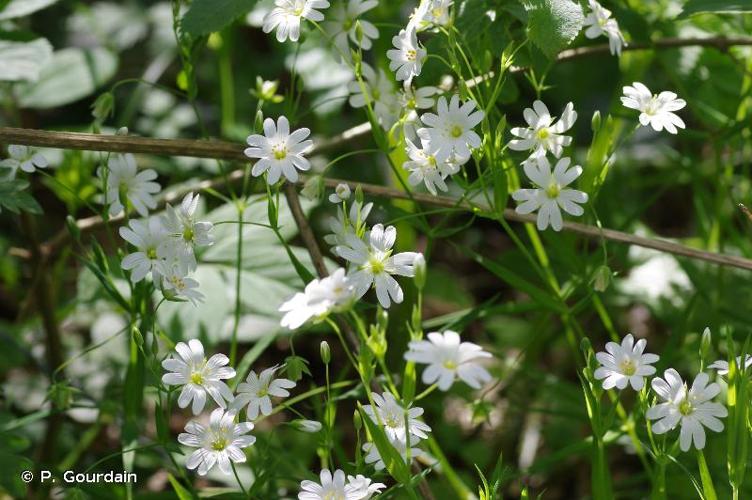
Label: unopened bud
xmin=320 ymin=341 xmax=331 ymax=365
xmin=293 ymin=419 xmax=323 ymax=433
xmin=116 ymin=126 xmax=129 ymax=136
xmin=414 ymin=254 xmax=426 ymax=290
xmin=353 ymin=410 xmax=362 ymax=431
xmin=700 ymin=327 xmax=712 ymax=359
xmin=591 ymin=110 xmax=602 ymax=133
xmin=592 ymin=265 xmax=611 ymax=292
xmin=92 ymin=92 xmax=114 ymax=121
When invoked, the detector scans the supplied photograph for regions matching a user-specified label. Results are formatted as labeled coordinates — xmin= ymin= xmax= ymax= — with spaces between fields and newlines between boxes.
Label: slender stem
xmin=231 ymin=462 xmax=249 ymax=498
xmin=230 ymin=202 xmax=244 ymax=366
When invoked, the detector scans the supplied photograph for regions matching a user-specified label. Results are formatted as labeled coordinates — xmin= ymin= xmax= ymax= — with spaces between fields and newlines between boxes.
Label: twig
xmin=283 ymin=184 xmax=329 ymax=278
xmin=4 ymin=128 xmax=752 ymax=271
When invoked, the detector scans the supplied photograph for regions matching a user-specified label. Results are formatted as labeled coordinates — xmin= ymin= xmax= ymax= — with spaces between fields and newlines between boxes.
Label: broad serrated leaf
xmin=15 ymin=47 xmax=118 ymax=109
xmin=525 ymin=0 xmax=584 ymax=58
xmin=0 ymin=38 xmax=52 ymax=82
xmin=181 ymin=0 xmax=257 ymax=36
xmin=0 ymin=0 xmax=58 ymax=20
xmin=679 ymin=0 xmax=752 ymax=17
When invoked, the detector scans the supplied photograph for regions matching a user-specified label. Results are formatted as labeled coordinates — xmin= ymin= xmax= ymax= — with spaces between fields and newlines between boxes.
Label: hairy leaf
xmin=525 ymin=0 xmax=584 ymax=58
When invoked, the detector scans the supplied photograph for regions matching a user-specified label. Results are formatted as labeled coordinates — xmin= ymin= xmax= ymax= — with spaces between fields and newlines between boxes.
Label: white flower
xmin=158 ymin=261 xmax=205 ymax=306
xmin=400 ymin=83 xmax=439 ymax=140
xmin=119 ymin=217 xmax=169 ymax=283
xmin=100 ymin=153 xmax=160 ymax=217
xmin=1 ymin=145 xmax=48 ymax=175
xmin=335 ymin=224 xmax=421 ymax=308
xmin=363 ymin=434 xmax=424 ymax=471
xmin=161 ymin=339 xmax=236 ymax=415
xmin=593 ymin=334 xmax=659 ymax=390
xmin=161 ymin=192 xmax=214 ymax=273
xmin=346 ymin=474 xmax=386 ymax=499
xmin=299 ymin=469 xmax=382 ymax=500
xmin=415 ymin=0 xmax=453 ymax=29
xmin=403 ymin=134 xmax=449 ymax=195
xmin=387 ymin=28 xmax=426 ymax=82
xmin=263 ymin=0 xmax=330 ymax=43
xmin=329 ymin=183 xmax=351 ymax=203
xmin=348 ymin=63 xmax=400 ymax=130
xmin=178 ymin=408 xmax=255 ymax=476
xmin=324 ymin=0 xmax=379 ymax=60
xmin=363 ymin=392 xmax=431 ymax=442
xmin=404 ymin=330 xmax=492 ymax=391
xmin=621 ymin=82 xmax=686 ymax=134
xmin=324 ymin=200 xmax=373 ymax=255
xmin=646 ymin=369 xmax=727 ymax=452
xmin=279 ymin=268 xmax=356 ymax=329
xmin=293 ymin=419 xmax=323 ymax=433
xmin=708 ymin=355 xmax=752 ymax=376
xmin=508 ymin=101 xmax=577 ymax=158
xmin=418 ymin=94 xmax=484 ymax=161
xmin=512 ymin=156 xmax=588 ymax=232
xmin=233 ymin=365 xmax=296 ymax=420
xmin=583 ymin=0 xmax=626 ymax=56
xmin=245 ymin=116 xmax=314 ymax=184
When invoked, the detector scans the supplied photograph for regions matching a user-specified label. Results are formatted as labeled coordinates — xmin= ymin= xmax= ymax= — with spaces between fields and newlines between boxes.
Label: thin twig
xmin=4 ymin=128 xmax=752 ymax=271
xmin=283 ymin=183 xmax=329 ymax=278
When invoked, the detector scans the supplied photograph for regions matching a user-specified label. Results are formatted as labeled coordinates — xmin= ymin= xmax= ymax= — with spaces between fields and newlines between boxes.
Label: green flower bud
xmin=700 ymin=327 xmax=712 ymax=359
xmin=414 ymin=254 xmax=426 ymax=290
xmin=320 ymin=340 xmax=331 ymax=365
xmin=91 ymin=92 xmax=114 ymax=121
xmin=591 ymin=110 xmax=602 ymax=133
xmin=592 ymin=264 xmax=612 ymax=292
xmin=353 ymin=410 xmax=362 ymax=431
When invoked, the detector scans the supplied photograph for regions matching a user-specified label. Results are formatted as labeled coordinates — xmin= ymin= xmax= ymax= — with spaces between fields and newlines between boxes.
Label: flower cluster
xmin=162 ymin=339 xmax=298 ymax=475
xmin=299 ymin=469 xmax=385 ymax=499
xmin=594 ymin=333 xmax=728 ymax=452
xmin=583 ymin=0 xmax=626 ymax=56
xmin=99 ymin=152 xmax=214 ymax=304
xmin=508 ymin=100 xmax=587 ymax=231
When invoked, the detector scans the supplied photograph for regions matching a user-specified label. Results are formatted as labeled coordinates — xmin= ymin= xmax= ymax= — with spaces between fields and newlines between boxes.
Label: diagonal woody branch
xmin=3 ymin=127 xmax=752 ymax=272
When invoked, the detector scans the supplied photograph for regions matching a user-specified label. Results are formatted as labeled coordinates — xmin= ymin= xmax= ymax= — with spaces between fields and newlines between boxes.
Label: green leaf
xmin=0 ymin=38 xmax=52 ymax=82
xmin=181 ymin=0 xmax=257 ymax=36
xmin=357 ymin=403 xmax=413 ymax=485
xmin=678 ymin=0 xmax=752 ymax=18
xmin=0 ymin=0 xmax=58 ymax=20
xmin=167 ymin=473 xmax=195 ymax=500
xmin=525 ymin=0 xmax=584 ymax=58
xmin=0 ymin=179 xmax=42 ymax=214
xmin=15 ymin=47 xmax=118 ymax=109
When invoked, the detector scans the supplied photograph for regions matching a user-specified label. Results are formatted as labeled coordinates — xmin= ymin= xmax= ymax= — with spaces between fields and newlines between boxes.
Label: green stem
xmin=697 ymin=449 xmax=718 ymax=500
xmin=229 ymin=202 xmax=244 ymax=365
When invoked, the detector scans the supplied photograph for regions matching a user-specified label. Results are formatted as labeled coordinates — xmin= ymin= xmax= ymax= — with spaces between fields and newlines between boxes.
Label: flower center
xmin=272 ymin=145 xmax=288 ymax=160
xmin=427 ymin=155 xmax=437 ymax=168
xmin=211 ymin=438 xmax=228 ymax=451
xmin=169 ymin=275 xmax=186 ymax=290
xmin=343 ymin=18 xmax=353 ymax=30
xmin=443 ymin=359 xmax=457 ymax=370
xmin=545 ymin=182 xmax=561 ymax=199
xmin=384 ymin=414 xmax=402 ymax=428
xmin=323 ymin=492 xmax=345 ymax=500
xmin=645 ymin=97 xmax=660 ymax=116
xmin=183 ymin=227 xmax=194 ymax=242
xmin=367 ymin=256 xmax=386 ymax=274
xmin=536 ymin=127 xmax=551 ymax=140
xmin=431 ymin=7 xmax=444 ymax=18
xmin=450 ymin=125 xmax=463 ymax=138
xmin=190 ymin=372 xmax=204 ymax=385
xmin=257 ymin=387 xmax=268 ymax=398
xmin=619 ymin=359 xmax=636 ymax=376
xmin=146 ymin=246 xmax=158 ymax=260
xmin=406 ymin=49 xmax=417 ymax=61
xmin=679 ymin=398 xmax=693 ymax=416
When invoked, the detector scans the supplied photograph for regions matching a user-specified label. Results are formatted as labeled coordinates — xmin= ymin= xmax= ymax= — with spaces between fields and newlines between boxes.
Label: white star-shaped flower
xmin=233 ymin=365 xmax=296 ymax=420
xmin=400 ymin=83 xmax=439 ymax=140
xmin=161 ymin=339 xmax=236 ymax=415
xmin=324 ymin=0 xmax=379 ymax=60
xmin=161 ymin=192 xmax=214 ymax=274
xmin=335 ymin=224 xmax=421 ymax=308
xmin=403 ymin=132 xmax=457 ymax=195
xmin=404 ymin=330 xmax=492 ymax=391
xmin=387 ymin=28 xmax=426 ymax=82
xmin=1 ymin=145 xmax=48 ymax=175
xmin=508 ymin=100 xmax=577 ymax=158
xmin=178 ymin=408 xmax=255 ymax=476
xmin=512 ymin=155 xmax=588 ymax=232
xmin=119 ymin=216 xmax=169 ymax=283
xmin=418 ymin=94 xmax=484 ymax=161
xmin=708 ymin=355 xmax=752 ymax=376
xmin=245 ymin=116 xmax=313 ymax=184
xmin=157 ymin=261 xmax=205 ymax=306
xmin=99 ymin=153 xmax=160 ymax=217
xmin=345 ymin=474 xmax=386 ymax=500
xmin=263 ymin=0 xmax=330 ymax=43
xmin=594 ymin=334 xmax=659 ymax=390
xmin=363 ymin=392 xmax=431 ymax=442
xmin=348 ymin=63 xmax=400 ymax=130
xmin=299 ymin=469 xmax=384 ymax=500
xmin=621 ymin=82 xmax=686 ymax=134
xmin=646 ymin=369 xmax=727 ymax=451
xmin=279 ymin=268 xmax=356 ymax=329
xmin=583 ymin=0 xmax=626 ymax=56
